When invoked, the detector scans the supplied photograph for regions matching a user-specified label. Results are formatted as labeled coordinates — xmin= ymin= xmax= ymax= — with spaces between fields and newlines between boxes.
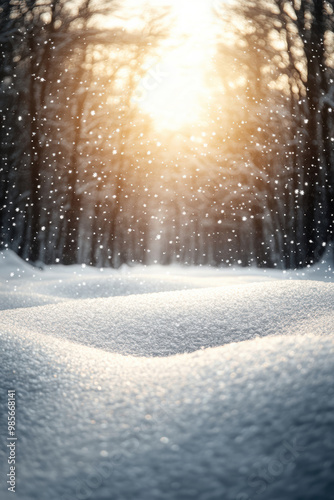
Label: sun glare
xmin=135 ymin=0 xmax=217 ymax=131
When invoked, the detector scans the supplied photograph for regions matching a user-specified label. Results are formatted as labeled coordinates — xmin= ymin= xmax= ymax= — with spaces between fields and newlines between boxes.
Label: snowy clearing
xmin=0 ymin=249 xmax=333 ymax=500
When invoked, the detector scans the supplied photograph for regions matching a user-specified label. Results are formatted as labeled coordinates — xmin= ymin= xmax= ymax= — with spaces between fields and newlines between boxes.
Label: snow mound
xmin=1 ymin=251 xmax=280 ymax=311
xmin=0 ymin=330 xmax=333 ymax=500
xmin=0 ymin=281 xmax=333 ymax=356
xmin=0 ymin=272 xmax=265 ymax=310
xmin=0 ymin=251 xmax=333 ymax=499
xmin=15 ymin=273 xmax=224 ymax=301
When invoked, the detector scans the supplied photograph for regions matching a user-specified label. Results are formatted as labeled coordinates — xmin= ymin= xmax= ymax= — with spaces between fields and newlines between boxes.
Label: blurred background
xmin=0 ymin=0 xmax=333 ymax=268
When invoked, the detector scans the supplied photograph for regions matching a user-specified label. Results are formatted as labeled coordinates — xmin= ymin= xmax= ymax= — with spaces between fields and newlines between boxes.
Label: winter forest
xmin=1 ymin=0 xmax=334 ymax=269
xmin=1 ymin=3 xmax=334 ymax=499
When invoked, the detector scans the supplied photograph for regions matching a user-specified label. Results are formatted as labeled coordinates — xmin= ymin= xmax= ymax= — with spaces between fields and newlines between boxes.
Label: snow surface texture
xmin=0 ymin=249 xmax=334 ymax=500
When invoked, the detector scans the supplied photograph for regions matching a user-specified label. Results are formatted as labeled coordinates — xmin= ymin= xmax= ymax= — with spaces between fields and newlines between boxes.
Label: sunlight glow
xmin=135 ymin=0 xmax=217 ymax=131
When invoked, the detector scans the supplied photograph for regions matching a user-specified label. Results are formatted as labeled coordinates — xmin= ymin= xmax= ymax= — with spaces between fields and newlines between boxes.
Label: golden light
xmin=135 ymin=0 xmax=218 ymax=131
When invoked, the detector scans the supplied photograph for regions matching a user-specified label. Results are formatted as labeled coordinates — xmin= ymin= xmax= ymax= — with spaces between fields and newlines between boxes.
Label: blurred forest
xmin=0 ymin=0 xmax=333 ymax=268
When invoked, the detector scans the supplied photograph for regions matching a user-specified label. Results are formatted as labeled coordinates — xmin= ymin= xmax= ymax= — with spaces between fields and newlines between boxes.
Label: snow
xmin=0 ymin=250 xmax=333 ymax=499
xmin=0 ymin=249 xmax=40 ymax=281
xmin=1 ymin=281 xmax=333 ymax=357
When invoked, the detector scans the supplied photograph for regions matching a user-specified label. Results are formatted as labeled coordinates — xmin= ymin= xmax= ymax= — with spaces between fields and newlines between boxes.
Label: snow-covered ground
xmin=0 ymin=249 xmax=333 ymax=500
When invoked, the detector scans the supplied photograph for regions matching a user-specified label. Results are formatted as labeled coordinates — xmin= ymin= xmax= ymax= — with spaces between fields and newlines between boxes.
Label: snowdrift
xmin=0 ymin=249 xmax=279 ymax=310
xmin=1 ymin=281 xmax=333 ymax=356
xmin=0 ymin=250 xmax=333 ymax=500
